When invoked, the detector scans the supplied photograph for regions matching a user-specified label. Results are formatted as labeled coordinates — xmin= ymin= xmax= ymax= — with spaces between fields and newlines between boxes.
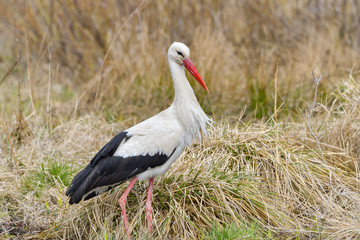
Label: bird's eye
xmin=176 ymin=51 xmax=184 ymax=57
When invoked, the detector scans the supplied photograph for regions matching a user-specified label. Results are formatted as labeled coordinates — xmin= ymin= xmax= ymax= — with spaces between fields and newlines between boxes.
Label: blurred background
xmin=1 ymin=0 xmax=359 ymax=123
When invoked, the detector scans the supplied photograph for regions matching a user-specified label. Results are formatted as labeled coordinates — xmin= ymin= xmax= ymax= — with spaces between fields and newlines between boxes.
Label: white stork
xmin=66 ymin=42 xmax=211 ymax=239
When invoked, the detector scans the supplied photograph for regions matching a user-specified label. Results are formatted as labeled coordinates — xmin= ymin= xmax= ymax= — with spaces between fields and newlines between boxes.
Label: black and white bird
xmin=66 ymin=42 xmax=211 ymax=239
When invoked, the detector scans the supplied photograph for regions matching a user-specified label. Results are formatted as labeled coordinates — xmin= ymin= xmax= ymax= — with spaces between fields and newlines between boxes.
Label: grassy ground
xmin=1 ymin=1 xmax=360 ymax=239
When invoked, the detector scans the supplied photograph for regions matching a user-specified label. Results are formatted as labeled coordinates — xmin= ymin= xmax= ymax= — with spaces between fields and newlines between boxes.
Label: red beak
xmin=183 ymin=58 xmax=209 ymax=92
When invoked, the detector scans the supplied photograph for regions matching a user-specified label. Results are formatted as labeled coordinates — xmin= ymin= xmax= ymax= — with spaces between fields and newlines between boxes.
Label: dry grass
xmin=1 ymin=0 xmax=360 ymax=118
xmin=2 ymin=76 xmax=360 ymax=239
xmin=1 ymin=0 xmax=360 ymax=239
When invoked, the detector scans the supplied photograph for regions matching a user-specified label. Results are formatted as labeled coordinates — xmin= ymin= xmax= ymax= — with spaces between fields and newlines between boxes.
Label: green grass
xmin=22 ymin=158 xmax=77 ymax=198
xmin=204 ymin=222 xmax=273 ymax=240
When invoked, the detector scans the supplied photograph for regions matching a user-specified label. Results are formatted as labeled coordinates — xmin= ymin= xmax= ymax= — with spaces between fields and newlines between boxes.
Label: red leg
xmin=146 ymin=177 xmax=154 ymax=235
xmin=118 ymin=177 xmax=138 ymax=240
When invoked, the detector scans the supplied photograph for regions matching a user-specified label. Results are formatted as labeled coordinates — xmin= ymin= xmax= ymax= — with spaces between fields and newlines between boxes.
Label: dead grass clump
xmin=320 ymin=74 xmax=360 ymax=159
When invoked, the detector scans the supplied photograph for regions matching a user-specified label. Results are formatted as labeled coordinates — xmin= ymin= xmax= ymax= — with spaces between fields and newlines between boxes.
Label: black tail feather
xmin=66 ymin=164 xmax=93 ymax=204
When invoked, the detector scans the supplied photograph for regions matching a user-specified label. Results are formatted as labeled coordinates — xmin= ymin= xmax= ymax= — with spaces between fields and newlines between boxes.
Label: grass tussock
xmin=1 ymin=1 xmax=360 ymax=239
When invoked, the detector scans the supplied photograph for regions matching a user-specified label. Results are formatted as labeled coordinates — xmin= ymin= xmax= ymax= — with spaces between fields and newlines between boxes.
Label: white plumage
xmin=66 ymin=42 xmax=211 ymax=239
xmin=116 ymin=42 xmax=211 ymax=180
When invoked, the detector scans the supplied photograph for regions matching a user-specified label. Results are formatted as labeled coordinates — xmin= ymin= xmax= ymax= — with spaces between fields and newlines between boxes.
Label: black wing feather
xmin=66 ymin=131 xmax=130 ymax=197
xmin=66 ymin=131 xmax=176 ymax=204
xmin=90 ymin=131 xmax=131 ymax=165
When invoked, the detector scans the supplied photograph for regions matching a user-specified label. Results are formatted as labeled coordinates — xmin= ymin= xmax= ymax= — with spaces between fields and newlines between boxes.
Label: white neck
xmin=168 ymin=60 xmax=211 ymax=142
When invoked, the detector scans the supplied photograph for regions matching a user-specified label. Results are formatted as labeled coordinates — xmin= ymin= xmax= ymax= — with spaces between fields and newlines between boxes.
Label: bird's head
xmin=168 ymin=42 xmax=209 ymax=92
